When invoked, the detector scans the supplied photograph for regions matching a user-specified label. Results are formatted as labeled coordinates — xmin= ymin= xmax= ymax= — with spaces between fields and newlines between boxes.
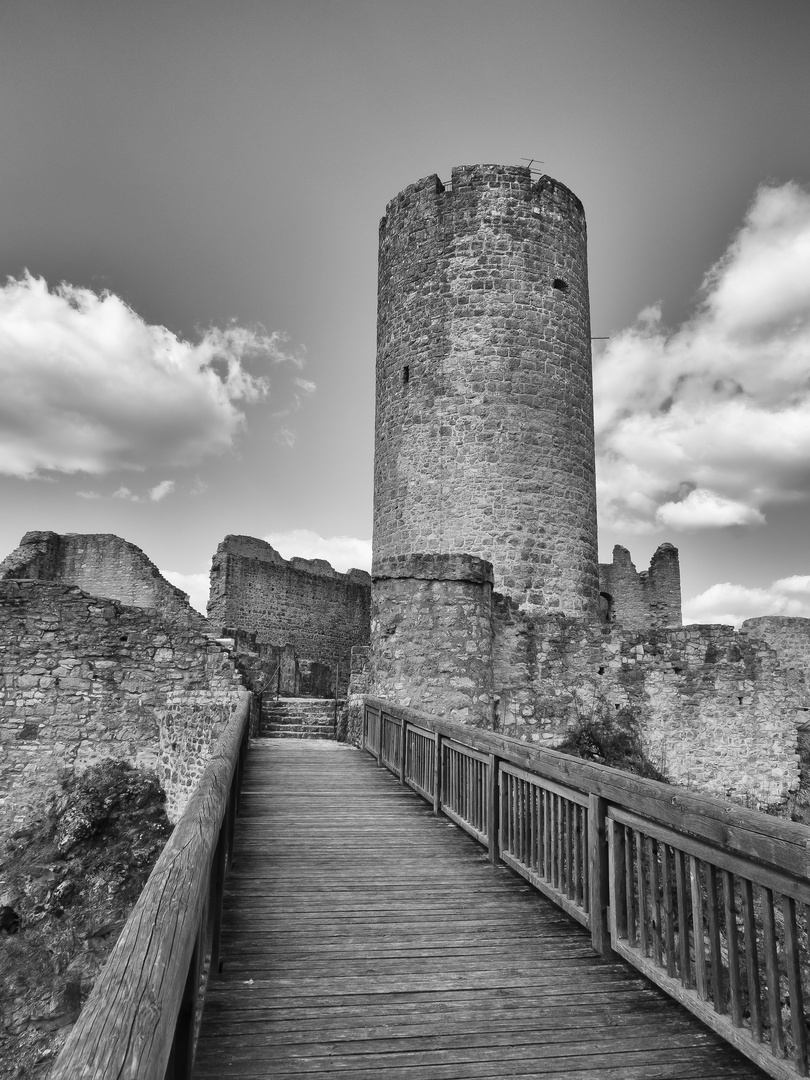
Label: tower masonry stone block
xmin=373 ymin=164 xmax=598 ymax=616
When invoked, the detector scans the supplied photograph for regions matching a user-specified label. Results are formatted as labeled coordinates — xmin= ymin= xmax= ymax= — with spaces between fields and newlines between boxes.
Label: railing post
xmin=433 ymin=733 xmax=442 ymax=815
xmin=487 ymin=754 xmax=500 ymax=864
xmin=167 ymin=932 xmax=202 ymax=1080
xmin=588 ymin=793 xmax=611 ymax=957
xmin=376 ymin=713 xmax=383 ymax=766
xmin=399 ymin=719 xmax=407 ymax=786
xmin=210 ymin=815 xmax=228 ymax=976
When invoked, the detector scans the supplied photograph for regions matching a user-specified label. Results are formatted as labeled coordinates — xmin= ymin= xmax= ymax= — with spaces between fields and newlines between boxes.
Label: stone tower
xmin=372 ymin=164 xmax=598 ymax=615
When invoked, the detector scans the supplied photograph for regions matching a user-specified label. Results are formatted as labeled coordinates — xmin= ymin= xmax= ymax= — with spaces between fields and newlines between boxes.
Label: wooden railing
xmin=362 ymin=696 xmax=810 ymax=1080
xmin=51 ymin=691 xmax=253 ymax=1080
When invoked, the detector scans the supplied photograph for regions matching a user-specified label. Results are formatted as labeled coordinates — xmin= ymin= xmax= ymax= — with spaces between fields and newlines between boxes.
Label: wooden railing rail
xmin=51 ymin=690 xmax=253 ymax=1080
xmin=361 ymin=695 xmax=810 ymax=1080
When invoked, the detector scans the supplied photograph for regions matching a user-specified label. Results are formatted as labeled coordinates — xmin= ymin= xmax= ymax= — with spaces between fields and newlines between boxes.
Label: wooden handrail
xmin=363 ymin=696 xmax=809 ymax=879
xmin=362 ymin=695 xmax=810 ymax=1080
xmin=51 ymin=690 xmax=252 ymax=1080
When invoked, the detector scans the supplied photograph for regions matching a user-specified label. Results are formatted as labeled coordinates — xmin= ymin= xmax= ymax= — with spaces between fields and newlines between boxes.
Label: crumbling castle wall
xmin=740 ymin=616 xmax=810 ymax=701
xmin=370 ymin=554 xmax=494 ymax=725
xmin=598 ymin=544 xmax=682 ymax=629
xmin=0 ymin=580 xmax=246 ymax=823
xmin=490 ymin=610 xmax=800 ymax=807
xmin=0 ymin=531 xmax=208 ymax=632
xmin=363 ymin=550 xmax=801 ymax=807
xmin=373 ymin=165 xmax=598 ymax=615
xmin=208 ymin=535 xmax=371 ymax=695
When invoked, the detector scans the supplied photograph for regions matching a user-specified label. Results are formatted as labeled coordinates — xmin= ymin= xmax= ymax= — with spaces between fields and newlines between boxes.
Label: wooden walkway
xmin=192 ymin=740 xmax=767 ymax=1080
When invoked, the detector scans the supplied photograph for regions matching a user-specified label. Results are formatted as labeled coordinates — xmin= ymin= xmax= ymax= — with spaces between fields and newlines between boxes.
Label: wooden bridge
xmin=52 ymin=694 xmax=810 ymax=1080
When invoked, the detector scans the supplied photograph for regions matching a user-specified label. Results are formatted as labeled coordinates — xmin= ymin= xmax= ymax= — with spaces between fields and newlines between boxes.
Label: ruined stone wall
xmin=207 ymin=535 xmax=371 ymax=695
xmin=0 ymin=531 xmax=208 ymax=631
xmin=373 ymin=164 xmax=598 ymax=616
xmin=371 ymin=554 xmax=494 ymax=725
xmin=740 ymin=617 xmax=810 ymax=704
xmin=490 ymin=609 xmax=801 ymax=807
xmin=598 ymin=544 xmax=682 ymax=629
xmin=0 ymin=580 xmax=246 ymax=823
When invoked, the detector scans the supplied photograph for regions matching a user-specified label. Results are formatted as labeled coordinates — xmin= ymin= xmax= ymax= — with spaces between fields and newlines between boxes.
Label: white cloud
xmin=164 ymin=570 xmax=210 ymax=616
xmin=595 ymin=181 xmax=810 ymax=534
xmin=149 ymin=479 xmax=175 ymax=502
xmin=684 ymin=576 xmax=810 ymax=627
xmin=76 ymin=490 xmax=101 ymax=500
xmin=263 ymin=529 xmax=372 ymax=573
xmin=0 ymin=273 xmax=307 ymax=479
xmin=686 ymin=578 xmax=810 ymax=630
xmin=112 ymin=485 xmax=140 ymax=502
xmin=656 ymin=488 xmax=765 ymax=529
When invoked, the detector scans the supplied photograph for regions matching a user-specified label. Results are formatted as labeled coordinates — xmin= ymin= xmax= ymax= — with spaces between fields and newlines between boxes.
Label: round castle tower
xmin=372 ymin=164 xmax=598 ymax=615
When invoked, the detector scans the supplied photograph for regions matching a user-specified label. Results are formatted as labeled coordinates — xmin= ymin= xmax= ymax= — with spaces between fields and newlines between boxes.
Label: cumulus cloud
xmin=164 ymin=570 xmax=210 ymax=616
xmin=684 ymin=576 xmax=810 ymax=627
xmin=149 ymin=479 xmax=175 ymax=502
xmin=263 ymin=529 xmax=372 ymax=573
xmin=0 ymin=273 xmax=306 ymax=478
xmin=595 ymin=181 xmax=810 ymax=534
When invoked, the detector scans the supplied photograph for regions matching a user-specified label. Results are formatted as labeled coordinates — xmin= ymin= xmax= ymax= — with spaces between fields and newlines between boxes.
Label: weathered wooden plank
xmin=193 ymin=741 xmax=766 ymax=1080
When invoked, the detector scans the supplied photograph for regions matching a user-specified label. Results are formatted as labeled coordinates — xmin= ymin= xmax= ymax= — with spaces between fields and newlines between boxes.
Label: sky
xmin=2 ymin=0 xmax=810 ymax=624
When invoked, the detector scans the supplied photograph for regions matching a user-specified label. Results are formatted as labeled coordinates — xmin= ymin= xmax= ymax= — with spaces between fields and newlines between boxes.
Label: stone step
xmin=260 ymin=697 xmax=338 ymax=739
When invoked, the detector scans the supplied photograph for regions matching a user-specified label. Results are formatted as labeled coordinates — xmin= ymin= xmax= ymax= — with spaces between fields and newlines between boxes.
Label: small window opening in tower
xmin=598 ymin=592 xmax=613 ymax=625
xmin=553 ymin=277 xmax=569 ymax=293
xmin=403 ymin=365 xmax=410 ymax=385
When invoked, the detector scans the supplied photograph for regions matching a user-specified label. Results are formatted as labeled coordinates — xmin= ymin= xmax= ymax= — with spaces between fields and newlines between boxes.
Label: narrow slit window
xmin=403 ymin=365 xmax=410 ymax=385
xmin=553 ymin=277 xmax=569 ymax=293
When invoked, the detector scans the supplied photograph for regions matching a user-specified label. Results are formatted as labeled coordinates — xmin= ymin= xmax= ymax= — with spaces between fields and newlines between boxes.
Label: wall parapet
xmin=0 ymin=579 xmax=246 ymax=822
xmin=207 ymin=534 xmax=371 ymax=696
xmin=0 ymin=530 xmax=208 ymax=631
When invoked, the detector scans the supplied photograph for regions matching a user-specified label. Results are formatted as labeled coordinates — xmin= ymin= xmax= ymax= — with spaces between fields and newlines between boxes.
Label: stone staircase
xmin=260 ymin=697 xmax=337 ymax=739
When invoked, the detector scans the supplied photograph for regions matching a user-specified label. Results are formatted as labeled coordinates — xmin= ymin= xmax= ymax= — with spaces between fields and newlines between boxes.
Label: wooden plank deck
xmin=192 ymin=740 xmax=767 ymax=1080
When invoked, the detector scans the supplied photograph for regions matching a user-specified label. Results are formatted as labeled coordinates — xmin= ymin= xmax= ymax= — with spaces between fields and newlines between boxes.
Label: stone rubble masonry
xmin=370 ymin=554 xmax=495 ymax=727
xmin=373 ymin=165 xmax=598 ymax=616
xmin=207 ymin=535 xmax=371 ymax=696
xmin=598 ymin=544 xmax=682 ymax=629
xmin=0 ymin=531 xmax=209 ymax=633
xmin=740 ymin=616 xmax=810 ymax=709
xmin=0 ymin=580 xmax=246 ymax=824
xmin=363 ymin=549 xmax=801 ymax=807
xmin=490 ymin=606 xmax=801 ymax=808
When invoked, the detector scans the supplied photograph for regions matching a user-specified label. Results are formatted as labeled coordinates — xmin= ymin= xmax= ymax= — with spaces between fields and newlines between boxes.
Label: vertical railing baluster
xmin=690 ymin=856 xmax=708 ymax=1000
xmin=487 ymin=755 xmax=499 ymax=864
xmin=589 ymin=794 xmax=610 ymax=957
xmin=742 ymin=878 xmax=763 ymax=1041
xmin=783 ymin=894 xmax=808 ymax=1074
xmin=723 ymin=871 xmax=743 ymax=1027
xmin=649 ymin=837 xmax=662 ymax=968
xmin=611 ymin=817 xmax=628 ymax=941
xmin=636 ymin=830 xmax=649 ymax=957
xmin=625 ymin=826 xmax=636 ymax=947
xmin=762 ymin=885 xmax=785 ymax=1057
xmin=706 ymin=864 xmax=726 ymax=1014
xmin=662 ymin=844 xmax=677 ymax=978
xmin=675 ymin=848 xmax=691 ymax=988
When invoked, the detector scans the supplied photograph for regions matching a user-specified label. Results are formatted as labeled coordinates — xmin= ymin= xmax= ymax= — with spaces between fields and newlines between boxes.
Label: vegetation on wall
xmin=0 ymin=761 xmax=172 ymax=1079
xmin=556 ymin=701 xmax=668 ymax=782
